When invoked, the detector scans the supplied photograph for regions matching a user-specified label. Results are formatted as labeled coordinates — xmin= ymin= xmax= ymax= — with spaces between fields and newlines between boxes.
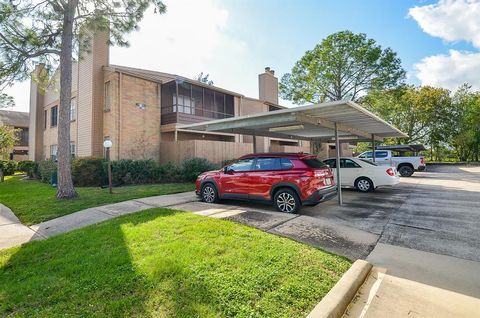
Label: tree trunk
xmin=56 ymin=0 xmax=78 ymax=199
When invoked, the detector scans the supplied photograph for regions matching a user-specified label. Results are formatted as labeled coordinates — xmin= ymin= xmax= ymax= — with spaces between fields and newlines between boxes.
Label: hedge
xmin=24 ymin=157 xmax=218 ymax=186
xmin=17 ymin=160 xmax=39 ymax=178
xmin=0 ymin=160 xmax=17 ymax=176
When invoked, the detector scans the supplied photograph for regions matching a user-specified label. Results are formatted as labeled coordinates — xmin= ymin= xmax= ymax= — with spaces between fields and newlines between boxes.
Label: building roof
xmin=105 ymin=64 xmax=244 ymax=97
xmin=0 ymin=110 xmax=29 ymax=127
xmin=180 ymin=100 xmax=407 ymax=142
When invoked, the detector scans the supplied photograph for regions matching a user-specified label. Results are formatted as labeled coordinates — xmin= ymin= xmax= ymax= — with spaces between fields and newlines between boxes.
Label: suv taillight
xmin=386 ymin=168 xmax=395 ymax=176
xmin=420 ymin=157 xmax=425 ymax=165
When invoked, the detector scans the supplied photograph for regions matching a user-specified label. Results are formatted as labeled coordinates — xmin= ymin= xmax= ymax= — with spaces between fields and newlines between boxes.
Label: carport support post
xmin=372 ymin=134 xmax=376 ymax=162
xmin=334 ymin=122 xmax=343 ymax=205
xmin=252 ymin=133 xmax=257 ymax=153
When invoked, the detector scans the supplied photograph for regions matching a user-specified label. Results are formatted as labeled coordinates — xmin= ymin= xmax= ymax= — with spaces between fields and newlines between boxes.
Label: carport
xmin=180 ymin=100 xmax=407 ymax=205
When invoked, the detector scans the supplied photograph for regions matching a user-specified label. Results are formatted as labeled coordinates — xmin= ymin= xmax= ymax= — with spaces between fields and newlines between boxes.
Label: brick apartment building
xmin=29 ymin=32 xmax=350 ymax=164
xmin=0 ymin=110 xmax=29 ymax=161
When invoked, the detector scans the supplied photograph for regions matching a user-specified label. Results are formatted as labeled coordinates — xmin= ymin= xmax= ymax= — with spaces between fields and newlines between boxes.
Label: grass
xmin=0 ymin=175 xmax=194 ymax=225
xmin=0 ymin=208 xmax=351 ymax=317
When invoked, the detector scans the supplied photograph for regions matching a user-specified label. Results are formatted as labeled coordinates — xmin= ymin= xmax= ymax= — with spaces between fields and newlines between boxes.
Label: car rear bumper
xmin=303 ymin=185 xmax=338 ymax=205
xmin=418 ymin=165 xmax=426 ymax=171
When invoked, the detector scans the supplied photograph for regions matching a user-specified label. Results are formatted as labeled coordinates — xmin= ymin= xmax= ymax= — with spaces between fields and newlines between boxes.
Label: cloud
xmin=409 ymin=0 xmax=480 ymax=48
xmin=410 ymin=1 xmax=480 ymax=90
xmin=414 ymin=49 xmax=480 ymax=90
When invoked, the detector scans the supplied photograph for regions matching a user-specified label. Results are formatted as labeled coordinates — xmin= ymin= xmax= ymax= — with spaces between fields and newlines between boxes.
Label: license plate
xmin=325 ymin=178 xmax=332 ymax=185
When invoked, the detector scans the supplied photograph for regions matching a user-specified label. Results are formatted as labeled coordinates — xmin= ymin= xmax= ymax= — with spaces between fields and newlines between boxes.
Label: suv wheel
xmin=274 ymin=189 xmax=300 ymax=213
xmin=398 ymin=165 xmax=414 ymax=177
xmin=355 ymin=177 xmax=374 ymax=192
xmin=201 ymin=183 xmax=218 ymax=203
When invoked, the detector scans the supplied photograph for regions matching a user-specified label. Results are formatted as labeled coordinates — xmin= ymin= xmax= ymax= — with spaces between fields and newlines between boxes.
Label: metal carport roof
xmin=179 ymin=100 xmax=407 ymax=142
xmin=180 ymin=100 xmax=407 ymax=206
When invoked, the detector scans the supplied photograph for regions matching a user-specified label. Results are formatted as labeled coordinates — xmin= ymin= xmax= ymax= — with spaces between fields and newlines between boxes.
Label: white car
xmin=323 ymin=157 xmax=400 ymax=192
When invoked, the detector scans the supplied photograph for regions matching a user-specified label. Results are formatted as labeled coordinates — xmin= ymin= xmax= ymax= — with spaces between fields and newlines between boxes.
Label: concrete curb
xmin=307 ymin=260 xmax=373 ymax=318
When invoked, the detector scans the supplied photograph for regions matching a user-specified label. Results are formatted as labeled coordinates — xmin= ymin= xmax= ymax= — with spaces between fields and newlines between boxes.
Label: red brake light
xmin=420 ymin=157 xmax=425 ymax=165
xmin=386 ymin=168 xmax=395 ymax=176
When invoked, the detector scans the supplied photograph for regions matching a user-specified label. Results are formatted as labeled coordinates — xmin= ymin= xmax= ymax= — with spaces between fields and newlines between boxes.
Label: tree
xmin=0 ymin=0 xmax=166 ymax=198
xmin=451 ymin=85 xmax=480 ymax=161
xmin=194 ymin=72 xmax=213 ymax=85
xmin=280 ymin=30 xmax=405 ymax=104
xmin=0 ymin=93 xmax=14 ymax=108
xmin=0 ymin=125 xmax=18 ymax=181
xmin=361 ymin=85 xmax=454 ymax=160
xmin=0 ymin=125 xmax=17 ymax=159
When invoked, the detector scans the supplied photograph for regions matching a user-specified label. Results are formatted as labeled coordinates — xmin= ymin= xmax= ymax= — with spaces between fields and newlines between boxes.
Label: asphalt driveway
xmin=180 ymin=165 xmax=480 ymax=297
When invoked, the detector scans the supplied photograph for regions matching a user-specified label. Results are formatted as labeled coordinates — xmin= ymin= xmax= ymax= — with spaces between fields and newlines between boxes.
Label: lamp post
xmin=103 ymin=139 xmax=113 ymax=194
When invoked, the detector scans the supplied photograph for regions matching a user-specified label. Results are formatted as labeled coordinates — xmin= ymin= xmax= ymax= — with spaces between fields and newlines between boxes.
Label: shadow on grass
xmin=0 ymin=209 xmax=215 ymax=317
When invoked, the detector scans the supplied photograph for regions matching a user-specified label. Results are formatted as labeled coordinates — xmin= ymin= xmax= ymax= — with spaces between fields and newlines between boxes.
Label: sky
xmin=6 ymin=0 xmax=480 ymax=112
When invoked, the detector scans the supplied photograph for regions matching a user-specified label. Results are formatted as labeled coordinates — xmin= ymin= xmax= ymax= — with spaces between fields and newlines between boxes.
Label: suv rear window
xmin=302 ymin=158 xmax=328 ymax=168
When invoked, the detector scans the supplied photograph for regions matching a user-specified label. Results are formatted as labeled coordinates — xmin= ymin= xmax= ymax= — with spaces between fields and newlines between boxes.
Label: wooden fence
xmin=159 ymin=140 xmax=253 ymax=164
xmin=159 ymin=140 xmax=312 ymax=165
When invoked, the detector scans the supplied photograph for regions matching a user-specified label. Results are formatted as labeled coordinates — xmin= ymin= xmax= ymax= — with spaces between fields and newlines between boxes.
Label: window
xmin=280 ymin=158 xmax=294 ymax=169
xmin=302 ymin=158 xmax=328 ymax=168
xmin=104 ymin=81 xmax=111 ymax=111
xmin=44 ymin=110 xmax=47 ymax=129
xmin=14 ymin=127 xmax=29 ymax=146
xmin=360 ymin=159 xmax=378 ymax=166
xmin=376 ymin=151 xmax=388 ymax=158
xmin=214 ymin=92 xmax=225 ymax=119
xmin=341 ymin=159 xmax=361 ymax=168
xmin=160 ymin=82 xmax=234 ymax=120
xmin=70 ymin=97 xmax=76 ymax=121
xmin=323 ymin=159 xmax=336 ymax=168
xmin=50 ymin=144 xmax=58 ymax=161
xmin=192 ymin=85 xmax=204 ymax=116
xmin=255 ymin=158 xmax=281 ymax=171
xmin=50 ymin=106 xmax=58 ymax=127
xmin=70 ymin=142 xmax=76 ymax=158
xmin=227 ymin=158 xmax=255 ymax=172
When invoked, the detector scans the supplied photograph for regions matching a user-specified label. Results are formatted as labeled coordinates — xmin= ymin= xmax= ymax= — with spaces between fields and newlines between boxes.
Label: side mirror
xmin=223 ymin=166 xmax=233 ymax=174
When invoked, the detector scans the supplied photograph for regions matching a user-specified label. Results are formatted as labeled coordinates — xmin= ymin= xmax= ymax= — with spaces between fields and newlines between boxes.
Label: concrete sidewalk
xmin=343 ymin=266 xmax=480 ymax=318
xmin=0 ymin=191 xmax=197 ymax=250
xmin=0 ymin=204 xmax=38 ymax=250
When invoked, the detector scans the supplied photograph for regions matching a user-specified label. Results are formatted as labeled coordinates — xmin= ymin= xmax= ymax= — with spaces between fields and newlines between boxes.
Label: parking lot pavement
xmin=189 ymin=165 xmax=480 ymax=297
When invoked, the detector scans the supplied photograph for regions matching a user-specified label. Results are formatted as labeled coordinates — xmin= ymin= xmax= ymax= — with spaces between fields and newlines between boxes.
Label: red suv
xmin=195 ymin=153 xmax=337 ymax=213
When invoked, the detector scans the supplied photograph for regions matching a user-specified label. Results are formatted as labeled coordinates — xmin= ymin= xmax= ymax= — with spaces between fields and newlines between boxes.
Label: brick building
xmin=29 ymin=32 xmax=350 ymax=164
xmin=0 ymin=110 xmax=29 ymax=161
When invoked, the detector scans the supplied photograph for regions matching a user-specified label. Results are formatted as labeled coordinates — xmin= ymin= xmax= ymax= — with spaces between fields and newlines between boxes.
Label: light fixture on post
xmin=103 ymin=139 xmax=113 ymax=194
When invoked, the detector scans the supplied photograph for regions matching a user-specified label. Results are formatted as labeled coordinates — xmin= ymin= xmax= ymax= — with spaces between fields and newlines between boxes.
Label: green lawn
xmin=0 ymin=208 xmax=350 ymax=317
xmin=0 ymin=175 xmax=194 ymax=225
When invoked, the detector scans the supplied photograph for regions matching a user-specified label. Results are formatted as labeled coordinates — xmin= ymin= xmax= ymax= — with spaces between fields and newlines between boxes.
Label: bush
xmin=38 ymin=160 xmax=57 ymax=184
xmin=180 ymin=157 xmax=217 ymax=182
xmin=16 ymin=161 xmax=38 ymax=178
xmin=72 ymin=157 xmax=105 ymax=186
xmin=110 ymin=159 xmax=158 ymax=185
xmin=0 ymin=160 xmax=17 ymax=176
xmin=153 ymin=161 xmax=181 ymax=182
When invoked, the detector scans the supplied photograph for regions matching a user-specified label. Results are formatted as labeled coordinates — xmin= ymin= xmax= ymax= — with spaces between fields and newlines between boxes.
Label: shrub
xmin=180 ymin=157 xmax=217 ymax=182
xmin=0 ymin=160 xmax=17 ymax=176
xmin=16 ymin=161 xmax=38 ymax=178
xmin=72 ymin=157 xmax=105 ymax=186
xmin=110 ymin=159 xmax=158 ymax=185
xmin=38 ymin=160 xmax=57 ymax=184
xmin=153 ymin=161 xmax=181 ymax=182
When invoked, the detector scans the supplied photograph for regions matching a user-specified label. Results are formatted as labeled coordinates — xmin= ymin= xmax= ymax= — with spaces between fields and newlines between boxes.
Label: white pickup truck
xmin=357 ymin=150 xmax=426 ymax=177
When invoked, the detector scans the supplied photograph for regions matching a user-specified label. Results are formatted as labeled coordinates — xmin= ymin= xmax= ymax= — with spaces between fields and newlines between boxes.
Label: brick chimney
xmin=259 ymin=67 xmax=279 ymax=104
